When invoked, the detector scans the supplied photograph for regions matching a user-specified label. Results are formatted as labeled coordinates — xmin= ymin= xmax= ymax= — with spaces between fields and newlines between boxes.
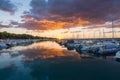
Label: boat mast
xmin=103 ymin=29 xmax=105 ymax=39
xmin=83 ymin=30 xmax=85 ymax=39
xmin=112 ymin=19 xmax=115 ymax=39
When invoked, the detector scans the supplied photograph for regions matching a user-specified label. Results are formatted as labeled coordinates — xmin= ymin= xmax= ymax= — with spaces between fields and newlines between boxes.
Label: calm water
xmin=0 ymin=41 xmax=120 ymax=80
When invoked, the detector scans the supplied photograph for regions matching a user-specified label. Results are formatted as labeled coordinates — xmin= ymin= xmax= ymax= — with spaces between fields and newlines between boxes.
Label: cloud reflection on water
xmin=0 ymin=41 xmax=80 ymax=69
xmin=20 ymin=41 xmax=81 ymax=62
xmin=1 ymin=41 xmax=120 ymax=80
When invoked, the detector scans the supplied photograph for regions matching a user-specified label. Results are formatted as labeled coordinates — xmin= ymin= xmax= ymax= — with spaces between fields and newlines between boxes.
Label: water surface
xmin=0 ymin=41 xmax=120 ymax=80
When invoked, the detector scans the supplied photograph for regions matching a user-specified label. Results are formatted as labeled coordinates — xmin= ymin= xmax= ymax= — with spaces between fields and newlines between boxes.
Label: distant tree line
xmin=0 ymin=31 xmax=53 ymax=39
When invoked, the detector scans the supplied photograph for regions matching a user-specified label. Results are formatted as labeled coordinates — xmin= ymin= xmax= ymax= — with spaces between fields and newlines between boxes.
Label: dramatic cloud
xmin=21 ymin=0 xmax=120 ymax=30
xmin=20 ymin=18 xmax=90 ymax=30
xmin=0 ymin=0 xmax=17 ymax=14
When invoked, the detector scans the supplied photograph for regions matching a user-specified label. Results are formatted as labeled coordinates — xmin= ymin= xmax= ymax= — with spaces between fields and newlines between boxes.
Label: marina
xmin=0 ymin=0 xmax=120 ymax=80
xmin=57 ymin=39 xmax=120 ymax=60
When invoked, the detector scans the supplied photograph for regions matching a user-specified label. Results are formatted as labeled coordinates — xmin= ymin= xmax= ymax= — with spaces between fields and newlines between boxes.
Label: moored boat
xmin=115 ymin=51 xmax=120 ymax=62
xmin=97 ymin=42 xmax=120 ymax=55
xmin=0 ymin=42 xmax=8 ymax=49
xmin=66 ymin=43 xmax=80 ymax=50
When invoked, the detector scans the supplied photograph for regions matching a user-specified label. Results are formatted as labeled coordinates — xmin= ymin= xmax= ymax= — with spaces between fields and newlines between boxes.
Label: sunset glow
xmin=0 ymin=0 xmax=120 ymax=39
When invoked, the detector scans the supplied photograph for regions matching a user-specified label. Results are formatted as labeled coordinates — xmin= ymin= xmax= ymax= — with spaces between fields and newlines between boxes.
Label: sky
xmin=0 ymin=0 xmax=120 ymax=39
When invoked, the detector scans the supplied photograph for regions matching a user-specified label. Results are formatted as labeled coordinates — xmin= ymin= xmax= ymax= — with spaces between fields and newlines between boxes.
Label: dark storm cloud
xmin=21 ymin=0 xmax=120 ymax=30
xmin=0 ymin=0 xmax=17 ymax=14
xmin=30 ymin=0 xmax=120 ymax=22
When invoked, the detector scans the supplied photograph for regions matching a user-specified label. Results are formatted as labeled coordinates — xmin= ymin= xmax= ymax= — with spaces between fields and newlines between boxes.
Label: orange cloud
xmin=21 ymin=17 xmax=90 ymax=30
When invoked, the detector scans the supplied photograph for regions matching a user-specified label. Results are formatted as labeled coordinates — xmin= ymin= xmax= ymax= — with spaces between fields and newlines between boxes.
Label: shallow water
xmin=0 ymin=41 xmax=120 ymax=80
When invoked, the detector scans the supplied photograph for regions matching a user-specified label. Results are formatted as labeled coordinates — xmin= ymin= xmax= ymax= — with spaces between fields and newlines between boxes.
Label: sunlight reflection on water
xmin=0 ymin=41 xmax=80 ymax=69
xmin=20 ymin=41 xmax=80 ymax=61
xmin=0 ymin=41 xmax=120 ymax=80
